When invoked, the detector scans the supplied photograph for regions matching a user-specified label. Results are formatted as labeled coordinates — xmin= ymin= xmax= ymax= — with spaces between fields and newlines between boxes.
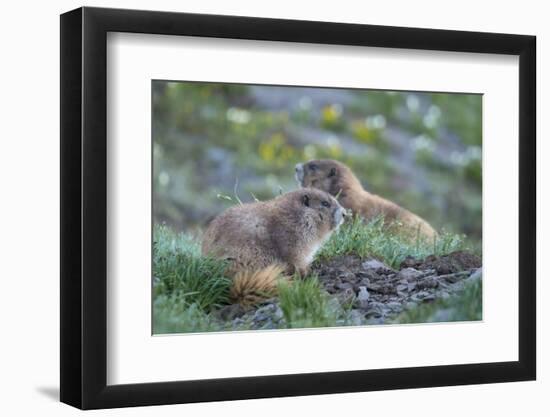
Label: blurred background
xmin=152 ymin=81 xmax=482 ymax=241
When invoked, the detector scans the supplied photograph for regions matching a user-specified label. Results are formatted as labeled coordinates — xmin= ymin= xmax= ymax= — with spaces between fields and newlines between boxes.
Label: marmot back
xmin=295 ymin=159 xmax=437 ymax=240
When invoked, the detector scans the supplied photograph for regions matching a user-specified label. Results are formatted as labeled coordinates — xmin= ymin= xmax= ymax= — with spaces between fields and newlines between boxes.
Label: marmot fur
xmin=202 ymin=188 xmax=346 ymax=305
xmin=295 ymin=159 xmax=437 ymax=240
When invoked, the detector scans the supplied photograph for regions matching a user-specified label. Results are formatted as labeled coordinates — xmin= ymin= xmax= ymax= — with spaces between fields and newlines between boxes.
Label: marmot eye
xmin=322 ymin=201 xmax=330 ymax=208
xmin=309 ymin=164 xmax=318 ymax=171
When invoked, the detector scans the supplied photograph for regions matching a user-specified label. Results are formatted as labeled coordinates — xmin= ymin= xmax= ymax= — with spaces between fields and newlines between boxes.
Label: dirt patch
xmin=400 ymin=251 xmax=482 ymax=275
xmin=311 ymin=251 xmax=482 ymax=324
xmin=212 ymin=251 xmax=482 ymax=330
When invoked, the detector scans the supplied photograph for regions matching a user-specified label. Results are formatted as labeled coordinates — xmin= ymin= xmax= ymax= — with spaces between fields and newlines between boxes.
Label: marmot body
xmin=202 ymin=188 xmax=346 ymax=277
xmin=295 ymin=159 xmax=437 ymax=240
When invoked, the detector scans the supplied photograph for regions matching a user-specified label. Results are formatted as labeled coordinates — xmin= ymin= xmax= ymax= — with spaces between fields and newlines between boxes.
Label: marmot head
xmin=295 ymin=159 xmax=362 ymax=198
xmin=284 ymin=188 xmax=346 ymax=232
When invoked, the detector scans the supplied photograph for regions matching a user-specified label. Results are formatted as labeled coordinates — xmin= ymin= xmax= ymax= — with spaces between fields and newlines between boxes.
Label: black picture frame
xmin=60 ymin=6 xmax=536 ymax=410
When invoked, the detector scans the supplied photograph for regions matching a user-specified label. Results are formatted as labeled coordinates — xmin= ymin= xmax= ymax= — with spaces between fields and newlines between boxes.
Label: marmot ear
xmin=302 ymin=194 xmax=310 ymax=207
xmin=328 ymin=167 xmax=337 ymax=177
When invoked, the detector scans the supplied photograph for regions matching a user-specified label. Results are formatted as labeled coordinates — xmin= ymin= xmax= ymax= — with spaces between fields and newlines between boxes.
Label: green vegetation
xmin=153 ymin=225 xmax=230 ymax=334
xmin=152 ymin=221 xmax=479 ymax=334
xmin=153 ymin=297 xmax=222 ymax=334
xmin=153 ymin=82 xmax=482 ymax=240
xmin=277 ymin=277 xmax=340 ymax=328
xmin=317 ymin=215 xmax=467 ymax=269
xmin=152 ymin=82 xmax=483 ymax=334
xmin=153 ymin=225 xmax=230 ymax=311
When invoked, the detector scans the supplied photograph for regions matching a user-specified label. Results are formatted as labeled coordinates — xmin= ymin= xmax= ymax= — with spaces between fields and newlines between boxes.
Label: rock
xmin=252 ymin=304 xmax=277 ymax=322
xmin=335 ymin=281 xmax=354 ymax=290
xmin=416 ymin=276 xmax=439 ymax=289
xmin=306 ymin=251 xmax=482 ymax=326
xmin=440 ymin=271 xmax=470 ymax=283
xmin=362 ymin=259 xmax=394 ymax=274
xmin=355 ymin=286 xmax=370 ymax=309
xmin=324 ymin=284 xmax=337 ymax=294
xmin=253 ymin=310 xmax=269 ymax=322
xmin=366 ymin=317 xmax=385 ymax=325
xmin=357 ymin=277 xmax=371 ymax=286
xmin=400 ymin=255 xmax=419 ymax=269
xmin=386 ymin=302 xmax=403 ymax=312
xmin=366 ymin=282 xmax=396 ymax=295
xmin=273 ymin=306 xmax=284 ymax=321
xmin=362 ymin=259 xmax=386 ymax=270
xmin=232 ymin=318 xmax=245 ymax=328
xmin=217 ymin=304 xmax=247 ymax=321
xmin=396 ymin=267 xmax=422 ymax=282
xmin=412 ymin=291 xmax=430 ymax=301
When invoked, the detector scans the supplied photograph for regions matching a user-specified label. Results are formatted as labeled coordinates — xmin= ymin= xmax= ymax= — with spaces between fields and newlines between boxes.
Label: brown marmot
xmin=202 ymin=188 xmax=346 ymax=305
xmin=295 ymin=159 xmax=437 ymax=240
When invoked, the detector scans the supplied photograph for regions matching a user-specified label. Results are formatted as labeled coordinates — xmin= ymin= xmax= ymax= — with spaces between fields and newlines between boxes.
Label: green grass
xmin=153 ymin=225 xmax=231 ymax=333
xmin=153 ymin=298 xmax=222 ymax=334
xmin=393 ymin=277 xmax=482 ymax=324
xmin=278 ymin=276 xmax=341 ymax=328
xmin=317 ymin=215 xmax=468 ymax=268
xmin=153 ymin=221 xmax=478 ymax=334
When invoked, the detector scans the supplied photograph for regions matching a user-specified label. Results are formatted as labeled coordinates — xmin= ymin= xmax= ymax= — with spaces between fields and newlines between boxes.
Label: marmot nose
xmin=295 ymin=163 xmax=302 ymax=172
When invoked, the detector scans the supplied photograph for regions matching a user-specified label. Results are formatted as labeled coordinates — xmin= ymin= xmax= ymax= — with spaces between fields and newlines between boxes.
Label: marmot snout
xmin=296 ymin=159 xmax=437 ymax=240
xmin=202 ymin=189 xmax=345 ymax=304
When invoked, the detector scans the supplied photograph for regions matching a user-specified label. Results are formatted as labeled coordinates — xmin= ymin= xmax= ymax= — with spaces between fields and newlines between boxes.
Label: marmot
xmin=202 ymin=188 xmax=346 ymax=305
xmin=295 ymin=159 xmax=437 ymax=240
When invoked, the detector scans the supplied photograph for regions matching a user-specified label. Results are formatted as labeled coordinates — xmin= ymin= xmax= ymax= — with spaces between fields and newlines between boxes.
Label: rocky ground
xmin=213 ymin=251 xmax=482 ymax=330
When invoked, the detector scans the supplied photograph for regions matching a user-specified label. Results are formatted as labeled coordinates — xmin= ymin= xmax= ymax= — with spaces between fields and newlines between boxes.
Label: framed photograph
xmin=60 ymin=6 xmax=536 ymax=409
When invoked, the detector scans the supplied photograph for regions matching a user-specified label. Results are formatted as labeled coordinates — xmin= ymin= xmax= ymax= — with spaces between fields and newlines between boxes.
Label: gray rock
xmin=362 ymin=259 xmax=392 ymax=273
xmin=412 ymin=291 xmax=430 ymax=302
xmin=355 ymin=286 xmax=370 ymax=309
xmin=335 ymin=281 xmax=354 ymax=290
xmin=396 ymin=267 xmax=422 ymax=281
xmin=358 ymin=278 xmax=371 ymax=286
xmin=440 ymin=271 xmax=470 ymax=283
xmin=417 ymin=276 xmax=439 ymax=289
xmin=422 ymin=294 xmax=436 ymax=302
xmin=232 ymin=318 xmax=245 ymax=328
xmin=273 ymin=306 xmax=284 ymax=321
xmin=386 ymin=302 xmax=404 ymax=312
xmin=217 ymin=304 xmax=247 ymax=321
